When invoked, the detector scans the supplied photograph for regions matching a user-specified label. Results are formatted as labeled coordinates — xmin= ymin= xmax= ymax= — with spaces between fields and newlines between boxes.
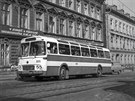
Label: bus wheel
xmin=16 ymin=73 xmax=24 ymax=80
xmin=35 ymin=76 xmax=44 ymax=81
xmin=59 ymin=67 xmax=69 ymax=80
xmin=94 ymin=66 xmax=102 ymax=77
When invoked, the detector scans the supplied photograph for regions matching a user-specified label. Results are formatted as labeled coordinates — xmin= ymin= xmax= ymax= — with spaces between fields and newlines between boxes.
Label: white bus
xmin=17 ymin=36 xmax=112 ymax=80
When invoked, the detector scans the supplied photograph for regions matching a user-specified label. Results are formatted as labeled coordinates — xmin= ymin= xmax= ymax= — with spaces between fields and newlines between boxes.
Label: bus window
xmin=71 ymin=46 xmax=81 ymax=56
xmin=47 ymin=42 xmax=57 ymax=54
xmin=90 ymin=48 xmax=97 ymax=57
xmin=81 ymin=47 xmax=90 ymax=57
xmin=59 ymin=44 xmax=70 ymax=55
xmin=104 ymin=51 xmax=110 ymax=59
xmin=21 ymin=43 xmax=29 ymax=57
xmin=30 ymin=41 xmax=46 ymax=56
xmin=98 ymin=50 xmax=104 ymax=58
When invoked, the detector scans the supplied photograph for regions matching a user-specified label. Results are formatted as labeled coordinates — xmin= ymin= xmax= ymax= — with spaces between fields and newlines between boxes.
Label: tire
xmin=35 ymin=76 xmax=44 ymax=81
xmin=93 ymin=66 xmax=102 ymax=77
xmin=16 ymin=72 xmax=24 ymax=80
xmin=59 ymin=67 xmax=69 ymax=80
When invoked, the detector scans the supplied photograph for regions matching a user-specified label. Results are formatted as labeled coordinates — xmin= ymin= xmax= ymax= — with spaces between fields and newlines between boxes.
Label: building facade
xmin=106 ymin=5 xmax=135 ymax=69
xmin=0 ymin=0 xmax=105 ymax=68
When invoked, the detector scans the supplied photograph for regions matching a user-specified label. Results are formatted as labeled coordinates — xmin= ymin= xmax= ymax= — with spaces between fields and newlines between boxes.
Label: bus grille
xmin=23 ymin=65 xmax=34 ymax=70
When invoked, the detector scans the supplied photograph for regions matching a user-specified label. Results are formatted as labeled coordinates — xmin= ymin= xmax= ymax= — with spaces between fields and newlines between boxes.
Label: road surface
xmin=0 ymin=70 xmax=135 ymax=101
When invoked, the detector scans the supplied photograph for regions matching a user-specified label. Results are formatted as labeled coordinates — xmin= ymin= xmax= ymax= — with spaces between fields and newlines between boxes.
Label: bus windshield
xmin=21 ymin=41 xmax=46 ymax=57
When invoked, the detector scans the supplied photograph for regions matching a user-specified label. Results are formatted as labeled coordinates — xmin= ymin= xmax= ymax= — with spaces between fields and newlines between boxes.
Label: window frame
xmin=59 ymin=43 xmax=70 ymax=55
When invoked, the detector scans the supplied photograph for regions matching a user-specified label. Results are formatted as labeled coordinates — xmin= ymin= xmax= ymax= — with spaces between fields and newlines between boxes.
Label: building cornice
xmin=40 ymin=0 xmax=103 ymax=23
xmin=106 ymin=5 xmax=135 ymax=25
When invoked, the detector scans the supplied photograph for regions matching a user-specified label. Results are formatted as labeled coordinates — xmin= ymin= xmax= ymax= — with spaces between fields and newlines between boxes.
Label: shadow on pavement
xmin=0 ymin=97 xmax=41 ymax=101
xmin=104 ymin=79 xmax=135 ymax=99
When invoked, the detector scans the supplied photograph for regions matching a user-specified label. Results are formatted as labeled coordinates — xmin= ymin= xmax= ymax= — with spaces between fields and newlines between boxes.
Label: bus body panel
xmin=46 ymin=54 xmax=112 ymax=76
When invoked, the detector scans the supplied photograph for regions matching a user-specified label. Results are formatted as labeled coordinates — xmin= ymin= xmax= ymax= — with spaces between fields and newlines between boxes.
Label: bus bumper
xmin=17 ymin=71 xmax=46 ymax=76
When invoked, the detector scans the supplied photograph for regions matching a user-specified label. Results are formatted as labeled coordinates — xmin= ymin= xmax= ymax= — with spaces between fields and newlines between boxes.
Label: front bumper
xmin=17 ymin=71 xmax=46 ymax=76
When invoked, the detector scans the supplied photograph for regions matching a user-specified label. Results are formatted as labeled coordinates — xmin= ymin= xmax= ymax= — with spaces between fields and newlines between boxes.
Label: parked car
xmin=111 ymin=62 xmax=123 ymax=74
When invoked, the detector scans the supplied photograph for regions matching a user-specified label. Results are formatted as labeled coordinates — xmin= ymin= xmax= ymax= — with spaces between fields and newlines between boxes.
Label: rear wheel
xmin=59 ymin=67 xmax=69 ymax=80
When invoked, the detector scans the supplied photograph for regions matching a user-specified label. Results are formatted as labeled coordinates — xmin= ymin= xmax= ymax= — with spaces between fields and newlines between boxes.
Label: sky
xmin=106 ymin=0 xmax=135 ymax=16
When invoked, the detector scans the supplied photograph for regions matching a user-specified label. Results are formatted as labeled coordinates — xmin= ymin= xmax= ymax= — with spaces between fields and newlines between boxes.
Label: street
xmin=0 ymin=70 xmax=135 ymax=101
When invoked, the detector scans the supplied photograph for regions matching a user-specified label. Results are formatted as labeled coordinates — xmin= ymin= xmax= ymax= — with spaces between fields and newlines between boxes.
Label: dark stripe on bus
xmin=47 ymin=54 xmax=111 ymax=63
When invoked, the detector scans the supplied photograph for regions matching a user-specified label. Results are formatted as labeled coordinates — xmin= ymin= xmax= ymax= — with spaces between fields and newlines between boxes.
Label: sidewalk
xmin=0 ymin=68 xmax=16 ymax=75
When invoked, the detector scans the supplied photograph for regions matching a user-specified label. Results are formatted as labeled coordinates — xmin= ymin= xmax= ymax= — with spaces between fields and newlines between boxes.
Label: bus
xmin=17 ymin=36 xmax=112 ymax=80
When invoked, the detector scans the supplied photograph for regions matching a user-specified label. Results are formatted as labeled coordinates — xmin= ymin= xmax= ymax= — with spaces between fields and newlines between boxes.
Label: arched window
xmin=1 ymin=2 xmax=12 ymax=25
xmin=18 ymin=0 xmax=32 ymax=29
xmin=34 ymin=3 xmax=46 ymax=31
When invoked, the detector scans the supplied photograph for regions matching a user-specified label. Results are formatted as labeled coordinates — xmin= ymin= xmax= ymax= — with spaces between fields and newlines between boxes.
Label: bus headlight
xmin=18 ymin=65 xmax=22 ymax=71
xmin=36 ymin=65 xmax=42 ymax=70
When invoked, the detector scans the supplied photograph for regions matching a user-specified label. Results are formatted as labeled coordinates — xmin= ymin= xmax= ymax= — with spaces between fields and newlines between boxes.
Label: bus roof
xmin=21 ymin=36 xmax=110 ymax=51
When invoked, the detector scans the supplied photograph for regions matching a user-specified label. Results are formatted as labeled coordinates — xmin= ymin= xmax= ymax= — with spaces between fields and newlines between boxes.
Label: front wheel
xmin=93 ymin=66 xmax=102 ymax=77
xmin=35 ymin=76 xmax=44 ymax=81
xmin=59 ymin=67 xmax=69 ymax=80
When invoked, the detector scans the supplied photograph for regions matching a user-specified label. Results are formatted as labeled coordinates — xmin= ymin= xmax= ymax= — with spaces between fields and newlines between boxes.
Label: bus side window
xmin=47 ymin=42 xmax=57 ymax=54
xmin=71 ymin=46 xmax=81 ymax=56
xmin=98 ymin=50 xmax=104 ymax=58
xmin=104 ymin=51 xmax=110 ymax=59
xmin=81 ymin=47 xmax=90 ymax=57
xmin=90 ymin=48 xmax=97 ymax=57
xmin=59 ymin=44 xmax=70 ymax=55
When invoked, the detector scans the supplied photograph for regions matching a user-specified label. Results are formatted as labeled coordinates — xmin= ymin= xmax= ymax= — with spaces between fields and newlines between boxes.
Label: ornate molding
xmin=58 ymin=11 xmax=68 ymax=18
xmin=34 ymin=3 xmax=46 ymax=12
xmin=18 ymin=0 xmax=32 ymax=8
xmin=97 ymin=23 xmax=102 ymax=29
xmin=48 ymin=8 xmax=58 ymax=15
xmin=91 ymin=21 xmax=96 ymax=27
xmin=68 ymin=14 xmax=76 ymax=20
xmin=76 ymin=17 xmax=83 ymax=23
xmin=84 ymin=19 xmax=90 ymax=25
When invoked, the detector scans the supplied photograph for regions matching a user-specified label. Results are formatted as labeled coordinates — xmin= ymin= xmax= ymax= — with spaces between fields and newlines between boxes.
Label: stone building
xmin=106 ymin=5 xmax=135 ymax=69
xmin=0 ymin=0 xmax=105 ymax=68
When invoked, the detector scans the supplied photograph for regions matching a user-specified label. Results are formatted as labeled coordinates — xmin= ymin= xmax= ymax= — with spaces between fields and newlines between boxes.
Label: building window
xmin=69 ymin=20 xmax=74 ymax=36
xmin=76 ymin=0 xmax=81 ymax=13
xmin=119 ymin=22 xmax=122 ymax=32
xmin=49 ymin=16 xmax=56 ymax=33
xmin=110 ymin=18 xmax=114 ymax=30
xmin=20 ymin=7 xmax=29 ymax=29
xmin=1 ymin=3 xmax=12 ymax=25
xmin=69 ymin=0 xmax=74 ymax=10
xmin=129 ymin=26 xmax=131 ymax=36
xmin=59 ymin=0 xmax=66 ymax=7
xmin=132 ymin=27 xmax=134 ymax=36
xmin=91 ymin=27 xmax=96 ymax=40
xmin=115 ymin=20 xmax=118 ymax=31
xmin=97 ymin=28 xmax=102 ymax=41
xmin=76 ymin=22 xmax=81 ymax=37
xmin=126 ymin=25 xmax=128 ymax=34
xmin=84 ymin=3 xmax=88 ymax=15
xmin=96 ymin=8 xmax=101 ymax=20
xmin=35 ymin=12 xmax=44 ymax=31
xmin=83 ymin=25 xmax=89 ymax=39
xmin=59 ymin=18 xmax=65 ymax=35
xmin=91 ymin=5 xmax=95 ymax=18
xmin=123 ymin=23 xmax=125 ymax=33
